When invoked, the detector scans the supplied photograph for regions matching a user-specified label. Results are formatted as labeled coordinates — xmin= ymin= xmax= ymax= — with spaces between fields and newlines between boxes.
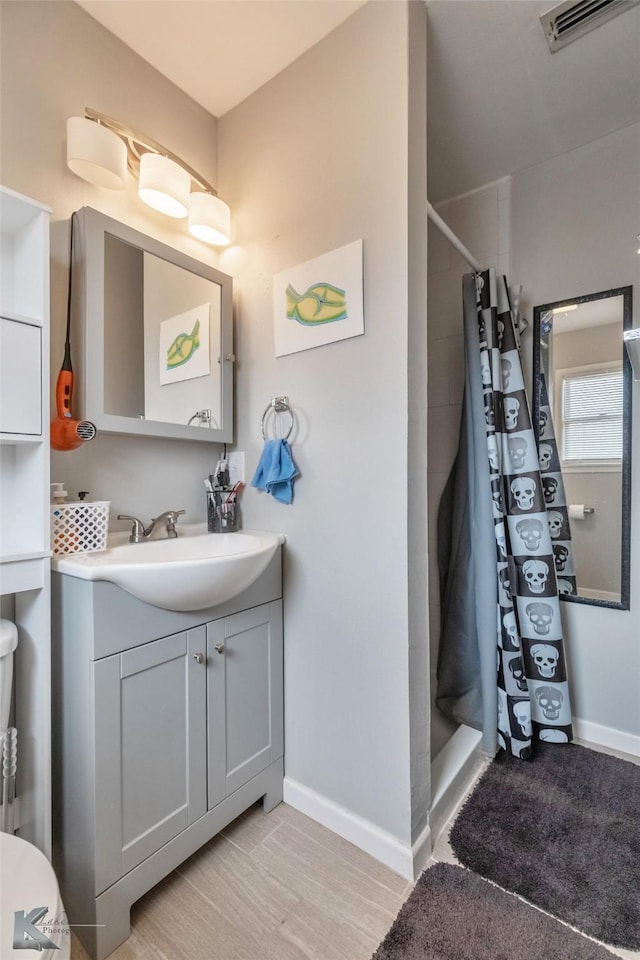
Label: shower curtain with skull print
xmin=437 ymin=268 xmax=573 ymax=760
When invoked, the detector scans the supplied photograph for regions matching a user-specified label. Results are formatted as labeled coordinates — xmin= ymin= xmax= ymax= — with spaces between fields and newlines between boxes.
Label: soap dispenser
xmin=51 ymin=482 xmax=68 ymax=505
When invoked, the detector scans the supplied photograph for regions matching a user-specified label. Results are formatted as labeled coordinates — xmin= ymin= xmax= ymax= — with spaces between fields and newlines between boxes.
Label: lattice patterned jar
xmin=51 ymin=501 xmax=110 ymax=556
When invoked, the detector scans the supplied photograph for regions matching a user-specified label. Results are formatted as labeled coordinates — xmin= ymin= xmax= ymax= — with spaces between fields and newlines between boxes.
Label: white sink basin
xmin=52 ymin=524 xmax=284 ymax=611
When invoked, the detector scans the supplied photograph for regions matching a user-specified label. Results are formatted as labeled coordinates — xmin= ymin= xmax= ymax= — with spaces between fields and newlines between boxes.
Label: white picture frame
xmin=273 ymin=239 xmax=364 ymax=357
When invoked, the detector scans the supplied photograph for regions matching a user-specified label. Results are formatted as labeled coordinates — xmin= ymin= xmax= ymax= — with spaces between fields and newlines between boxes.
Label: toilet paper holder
xmin=568 ymin=504 xmax=594 ymax=518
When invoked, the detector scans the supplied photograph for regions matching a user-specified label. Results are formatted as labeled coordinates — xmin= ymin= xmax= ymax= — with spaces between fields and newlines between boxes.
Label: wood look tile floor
xmin=70 ymin=802 xmax=413 ymax=960
xmin=71 ymin=739 xmax=640 ymax=960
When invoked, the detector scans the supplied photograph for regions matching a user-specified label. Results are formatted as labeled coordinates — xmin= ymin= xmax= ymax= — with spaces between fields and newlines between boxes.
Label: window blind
xmin=562 ymin=368 xmax=623 ymax=461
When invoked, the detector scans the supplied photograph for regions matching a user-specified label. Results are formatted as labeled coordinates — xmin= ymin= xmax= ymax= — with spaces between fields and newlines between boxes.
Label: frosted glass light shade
xmin=66 ymin=117 xmax=127 ymax=190
xmin=138 ymin=153 xmax=190 ymax=218
xmin=188 ymin=192 xmax=231 ymax=245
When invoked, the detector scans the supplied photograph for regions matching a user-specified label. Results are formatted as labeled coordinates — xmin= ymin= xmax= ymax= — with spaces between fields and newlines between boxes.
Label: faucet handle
xmin=117 ymin=514 xmax=145 ymax=543
xmin=164 ymin=509 xmax=186 ymax=537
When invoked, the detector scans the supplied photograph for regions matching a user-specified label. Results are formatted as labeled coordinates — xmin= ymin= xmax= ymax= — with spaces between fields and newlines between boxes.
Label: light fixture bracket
xmin=84 ymin=107 xmax=218 ymax=198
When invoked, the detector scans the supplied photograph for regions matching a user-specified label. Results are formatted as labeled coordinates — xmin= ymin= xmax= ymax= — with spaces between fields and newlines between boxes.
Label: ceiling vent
xmin=540 ymin=0 xmax=640 ymax=52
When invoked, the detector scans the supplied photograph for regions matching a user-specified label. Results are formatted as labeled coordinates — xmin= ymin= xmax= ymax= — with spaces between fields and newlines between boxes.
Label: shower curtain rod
xmin=427 ymin=201 xmax=482 ymax=273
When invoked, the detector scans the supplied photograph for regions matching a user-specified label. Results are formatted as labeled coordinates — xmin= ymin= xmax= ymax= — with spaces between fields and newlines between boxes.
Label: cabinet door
xmin=207 ymin=601 xmax=283 ymax=806
xmin=0 ymin=316 xmax=41 ymax=435
xmin=94 ymin=627 xmax=207 ymax=893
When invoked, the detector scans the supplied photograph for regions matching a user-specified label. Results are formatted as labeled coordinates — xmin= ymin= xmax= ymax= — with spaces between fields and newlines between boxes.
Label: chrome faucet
xmin=117 ymin=510 xmax=185 ymax=543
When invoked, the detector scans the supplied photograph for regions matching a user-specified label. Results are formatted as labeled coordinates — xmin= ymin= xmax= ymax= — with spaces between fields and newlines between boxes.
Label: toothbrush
xmin=224 ymin=481 xmax=244 ymax=504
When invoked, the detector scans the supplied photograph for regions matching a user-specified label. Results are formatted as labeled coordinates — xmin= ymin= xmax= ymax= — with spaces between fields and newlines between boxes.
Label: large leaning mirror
xmin=533 ymin=286 xmax=633 ymax=609
xmin=73 ymin=206 xmax=234 ymax=442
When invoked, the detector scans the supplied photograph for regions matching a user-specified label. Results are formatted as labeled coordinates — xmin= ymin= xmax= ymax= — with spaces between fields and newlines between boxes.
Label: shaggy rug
xmin=449 ymin=742 xmax=640 ymax=949
xmin=372 ymin=862 xmax=616 ymax=959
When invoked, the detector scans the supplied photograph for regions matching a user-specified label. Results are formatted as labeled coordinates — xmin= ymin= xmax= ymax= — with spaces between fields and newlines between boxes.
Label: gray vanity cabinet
xmin=207 ymin=602 xmax=284 ymax=804
xmin=52 ymin=552 xmax=284 ymax=960
xmin=93 ymin=627 xmax=208 ymax=892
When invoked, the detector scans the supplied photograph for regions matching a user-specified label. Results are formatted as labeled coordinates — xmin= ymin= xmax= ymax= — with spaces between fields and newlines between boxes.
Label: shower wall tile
xmin=428 ymin=405 xmax=462 ymax=475
xmin=428 ymin=470 xmax=449 ymax=540
xmin=497 ymin=254 xmax=510 ymax=280
xmin=448 ymin=333 xmax=465 ymax=405
xmin=498 ymin=204 xmax=510 ymax=255
xmin=429 ymin=601 xmax=441 ymax=661
xmin=427 ymin=301 xmax=464 ymax=342
xmin=428 ymin=543 xmax=442 ymax=613
xmin=428 ymin=268 xmax=465 ymax=316
xmin=444 ymin=186 xmax=499 ymax=262
xmin=497 ymin=176 xmax=512 ymax=272
xmin=428 ymin=336 xmax=450 ymax=407
xmin=428 ymin=220 xmax=451 ymax=274
xmin=498 ymin=176 xmax=511 ymax=201
xmin=430 ymin=669 xmax=459 ymax=760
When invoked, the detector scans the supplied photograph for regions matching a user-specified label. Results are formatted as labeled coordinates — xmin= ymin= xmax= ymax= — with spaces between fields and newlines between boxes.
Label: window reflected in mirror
xmin=533 ymin=287 xmax=632 ymax=610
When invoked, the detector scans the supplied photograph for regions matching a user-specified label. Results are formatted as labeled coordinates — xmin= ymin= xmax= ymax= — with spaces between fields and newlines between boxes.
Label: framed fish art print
xmin=273 ymin=239 xmax=364 ymax=357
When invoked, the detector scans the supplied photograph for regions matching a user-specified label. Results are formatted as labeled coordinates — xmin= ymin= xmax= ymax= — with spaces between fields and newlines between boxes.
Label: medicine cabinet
xmin=74 ymin=207 xmax=234 ymax=443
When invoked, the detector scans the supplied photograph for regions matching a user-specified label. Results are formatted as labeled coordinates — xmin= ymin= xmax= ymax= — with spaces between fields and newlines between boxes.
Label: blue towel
xmin=251 ymin=439 xmax=299 ymax=504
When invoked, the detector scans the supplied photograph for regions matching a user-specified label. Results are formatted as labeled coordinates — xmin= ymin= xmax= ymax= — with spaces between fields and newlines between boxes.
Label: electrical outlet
xmin=228 ymin=451 xmax=245 ymax=485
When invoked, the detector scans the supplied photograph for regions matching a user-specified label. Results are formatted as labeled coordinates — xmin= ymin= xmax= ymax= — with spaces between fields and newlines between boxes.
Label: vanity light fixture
xmin=188 ymin=192 xmax=231 ymax=246
xmin=138 ymin=153 xmax=191 ymax=219
xmin=66 ymin=116 xmax=127 ymax=190
xmin=552 ymin=304 xmax=578 ymax=315
xmin=65 ymin=109 xmax=231 ymax=245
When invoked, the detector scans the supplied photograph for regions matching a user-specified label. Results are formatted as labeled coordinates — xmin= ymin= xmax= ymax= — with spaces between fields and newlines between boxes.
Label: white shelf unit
xmin=0 ymin=185 xmax=52 ymax=857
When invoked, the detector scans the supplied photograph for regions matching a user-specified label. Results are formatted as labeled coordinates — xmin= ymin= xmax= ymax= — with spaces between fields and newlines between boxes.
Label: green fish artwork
xmin=166 ymin=319 xmax=200 ymax=370
xmin=286 ymin=283 xmax=348 ymax=325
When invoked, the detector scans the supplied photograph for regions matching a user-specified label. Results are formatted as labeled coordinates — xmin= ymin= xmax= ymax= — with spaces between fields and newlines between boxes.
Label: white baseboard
xmin=283 ymin=777 xmax=427 ymax=881
xmin=573 ymin=718 xmax=640 ymax=758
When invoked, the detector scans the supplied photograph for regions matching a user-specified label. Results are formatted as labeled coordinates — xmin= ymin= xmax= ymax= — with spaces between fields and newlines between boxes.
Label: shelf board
xmin=0 ymin=307 xmax=44 ymax=328
xmin=0 ymin=554 xmax=50 ymax=595
xmin=1 ymin=549 xmax=51 ymax=563
xmin=0 ymin=432 xmax=44 ymax=444
xmin=0 ymin=186 xmax=51 ymax=232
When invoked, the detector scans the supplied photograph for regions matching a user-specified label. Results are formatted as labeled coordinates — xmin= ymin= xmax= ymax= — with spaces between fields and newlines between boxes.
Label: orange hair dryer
xmin=50 ymin=342 xmax=96 ymax=451
xmin=50 ymin=213 xmax=96 ymax=452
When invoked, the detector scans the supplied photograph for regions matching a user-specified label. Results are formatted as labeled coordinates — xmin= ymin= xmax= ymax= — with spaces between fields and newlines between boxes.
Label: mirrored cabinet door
xmin=75 ymin=207 xmax=234 ymax=443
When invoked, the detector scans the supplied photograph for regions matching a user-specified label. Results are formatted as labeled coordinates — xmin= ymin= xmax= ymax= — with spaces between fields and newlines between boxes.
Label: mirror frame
xmin=532 ymin=286 xmax=633 ymax=610
xmin=74 ymin=206 xmax=234 ymax=443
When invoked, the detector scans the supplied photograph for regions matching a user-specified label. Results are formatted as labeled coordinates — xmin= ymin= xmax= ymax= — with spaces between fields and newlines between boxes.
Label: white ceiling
xmin=427 ymin=0 xmax=640 ymax=201
xmin=553 ymin=296 xmax=624 ymax=334
xmin=75 ymin=0 xmax=367 ymax=118
xmin=75 ymin=0 xmax=640 ymax=202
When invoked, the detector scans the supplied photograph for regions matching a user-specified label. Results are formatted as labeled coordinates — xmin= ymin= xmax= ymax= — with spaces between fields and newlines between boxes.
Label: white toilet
xmin=0 ymin=619 xmax=70 ymax=959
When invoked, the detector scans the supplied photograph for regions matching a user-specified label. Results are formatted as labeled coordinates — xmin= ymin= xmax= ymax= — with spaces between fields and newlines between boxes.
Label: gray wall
xmin=218 ymin=1 xmax=427 ymax=846
xmin=2 ymin=0 xmax=431 ymax=858
xmin=0 ymin=0 xmax=223 ymax=525
xmin=511 ymin=123 xmax=640 ymax=744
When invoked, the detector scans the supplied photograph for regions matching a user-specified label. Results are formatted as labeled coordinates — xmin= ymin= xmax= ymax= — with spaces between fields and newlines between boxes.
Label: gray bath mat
xmin=372 ymin=862 xmax=615 ymax=959
xmin=449 ymin=742 xmax=640 ymax=949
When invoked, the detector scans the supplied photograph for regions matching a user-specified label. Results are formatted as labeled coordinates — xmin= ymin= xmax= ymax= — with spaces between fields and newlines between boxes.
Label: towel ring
xmin=261 ymin=396 xmax=294 ymax=440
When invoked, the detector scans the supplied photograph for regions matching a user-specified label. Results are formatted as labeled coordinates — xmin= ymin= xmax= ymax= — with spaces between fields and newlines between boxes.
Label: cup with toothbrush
xmin=206 ymin=474 xmax=243 ymax=533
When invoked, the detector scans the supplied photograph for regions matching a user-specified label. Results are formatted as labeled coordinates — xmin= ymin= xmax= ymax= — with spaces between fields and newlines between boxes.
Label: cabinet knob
xmin=214 ymin=643 xmax=225 ymax=655
xmin=193 ymin=653 xmax=205 ymax=664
